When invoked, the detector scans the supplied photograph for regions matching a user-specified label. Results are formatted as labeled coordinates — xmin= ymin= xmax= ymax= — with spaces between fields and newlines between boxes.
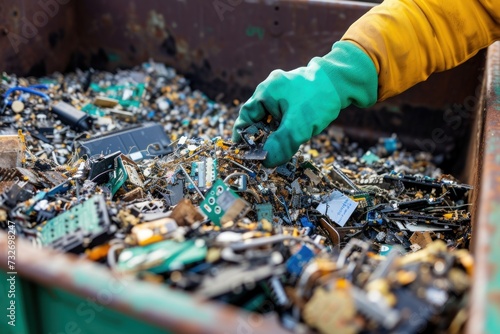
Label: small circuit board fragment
xmin=200 ymin=179 xmax=250 ymax=226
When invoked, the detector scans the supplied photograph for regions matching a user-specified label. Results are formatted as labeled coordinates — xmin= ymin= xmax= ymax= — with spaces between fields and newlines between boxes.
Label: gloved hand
xmin=232 ymin=41 xmax=378 ymax=167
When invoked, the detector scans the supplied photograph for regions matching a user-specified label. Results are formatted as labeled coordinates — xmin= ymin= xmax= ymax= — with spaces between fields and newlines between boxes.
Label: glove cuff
xmin=310 ymin=41 xmax=378 ymax=109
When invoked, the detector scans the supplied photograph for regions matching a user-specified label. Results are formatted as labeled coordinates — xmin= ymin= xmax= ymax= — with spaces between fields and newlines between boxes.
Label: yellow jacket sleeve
xmin=342 ymin=0 xmax=500 ymax=101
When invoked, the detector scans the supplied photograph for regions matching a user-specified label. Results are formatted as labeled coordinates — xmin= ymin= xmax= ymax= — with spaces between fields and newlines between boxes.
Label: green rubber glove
xmin=232 ymin=41 xmax=378 ymax=167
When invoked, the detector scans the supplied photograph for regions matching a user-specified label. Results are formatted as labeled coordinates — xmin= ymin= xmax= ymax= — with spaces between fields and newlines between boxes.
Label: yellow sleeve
xmin=342 ymin=0 xmax=500 ymax=101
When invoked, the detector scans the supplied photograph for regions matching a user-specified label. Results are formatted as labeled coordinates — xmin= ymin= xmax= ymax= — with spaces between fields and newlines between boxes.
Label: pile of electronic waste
xmin=0 ymin=63 xmax=473 ymax=333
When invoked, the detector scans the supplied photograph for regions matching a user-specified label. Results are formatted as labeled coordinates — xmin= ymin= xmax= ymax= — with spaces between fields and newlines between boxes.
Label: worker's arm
xmin=343 ymin=0 xmax=500 ymax=101
xmin=232 ymin=0 xmax=500 ymax=167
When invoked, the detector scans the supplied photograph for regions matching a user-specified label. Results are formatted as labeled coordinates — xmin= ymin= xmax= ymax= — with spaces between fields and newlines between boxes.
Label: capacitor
xmin=51 ymin=101 xmax=92 ymax=131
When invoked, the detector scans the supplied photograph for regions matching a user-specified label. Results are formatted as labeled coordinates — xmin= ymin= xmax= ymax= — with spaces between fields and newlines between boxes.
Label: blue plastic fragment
xmin=380 ymin=244 xmax=406 ymax=257
xmin=383 ymin=137 xmax=398 ymax=154
xmin=299 ymin=217 xmax=314 ymax=229
xmin=29 ymin=84 xmax=49 ymax=90
xmin=360 ymin=151 xmax=380 ymax=165
xmin=367 ymin=211 xmax=384 ymax=225
xmin=286 ymin=245 xmax=315 ymax=276
xmin=379 ymin=244 xmax=393 ymax=256
xmin=24 ymin=191 xmax=47 ymax=215
xmin=47 ymin=182 xmax=71 ymax=198
xmin=3 ymin=86 xmax=51 ymax=106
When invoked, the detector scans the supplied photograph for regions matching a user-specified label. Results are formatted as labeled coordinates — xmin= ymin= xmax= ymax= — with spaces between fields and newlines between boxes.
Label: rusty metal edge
xmin=0 ymin=231 xmax=289 ymax=334
xmin=468 ymin=41 xmax=500 ymax=334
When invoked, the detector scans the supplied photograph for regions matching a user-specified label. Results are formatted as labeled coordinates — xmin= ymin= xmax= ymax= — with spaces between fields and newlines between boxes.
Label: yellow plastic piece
xmin=85 ymin=244 xmax=111 ymax=261
xmin=335 ymin=278 xmax=350 ymax=289
xmin=138 ymin=235 xmax=164 ymax=246
xmin=323 ymin=157 xmax=335 ymax=165
xmin=443 ymin=213 xmax=454 ymax=219
xmin=309 ymin=149 xmax=319 ymax=158
xmin=342 ymin=0 xmax=500 ymax=101
xmin=216 ymin=139 xmax=231 ymax=150
xmin=261 ymin=218 xmax=273 ymax=232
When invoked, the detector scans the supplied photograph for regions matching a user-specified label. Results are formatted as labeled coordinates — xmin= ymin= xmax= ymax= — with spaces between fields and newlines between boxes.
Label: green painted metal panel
xmin=0 ymin=271 xmax=171 ymax=334
xmin=0 ymin=271 xmax=33 ymax=334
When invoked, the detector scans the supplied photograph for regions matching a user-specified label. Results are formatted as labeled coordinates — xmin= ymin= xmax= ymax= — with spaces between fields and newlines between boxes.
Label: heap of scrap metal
xmin=0 ymin=64 xmax=473 ymax=333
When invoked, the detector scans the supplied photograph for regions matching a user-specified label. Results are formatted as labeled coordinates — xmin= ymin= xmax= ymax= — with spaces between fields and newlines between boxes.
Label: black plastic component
xmin=392 ymin=289 xmax=434 ymax=334
xmin=397 ymin=198 xmax=444 ymax=210
xmin=76 ymin=123 xmax=173 ymax=161
xmin=2 ymin=183 xmax=35 ymax=208
xmin=51 ymin=101 xmax=93 ymax=131
xmin=383 ymin=174 xmax=472 ymax=200
xmin=88 ymin=151 xmax=121 ymax=184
